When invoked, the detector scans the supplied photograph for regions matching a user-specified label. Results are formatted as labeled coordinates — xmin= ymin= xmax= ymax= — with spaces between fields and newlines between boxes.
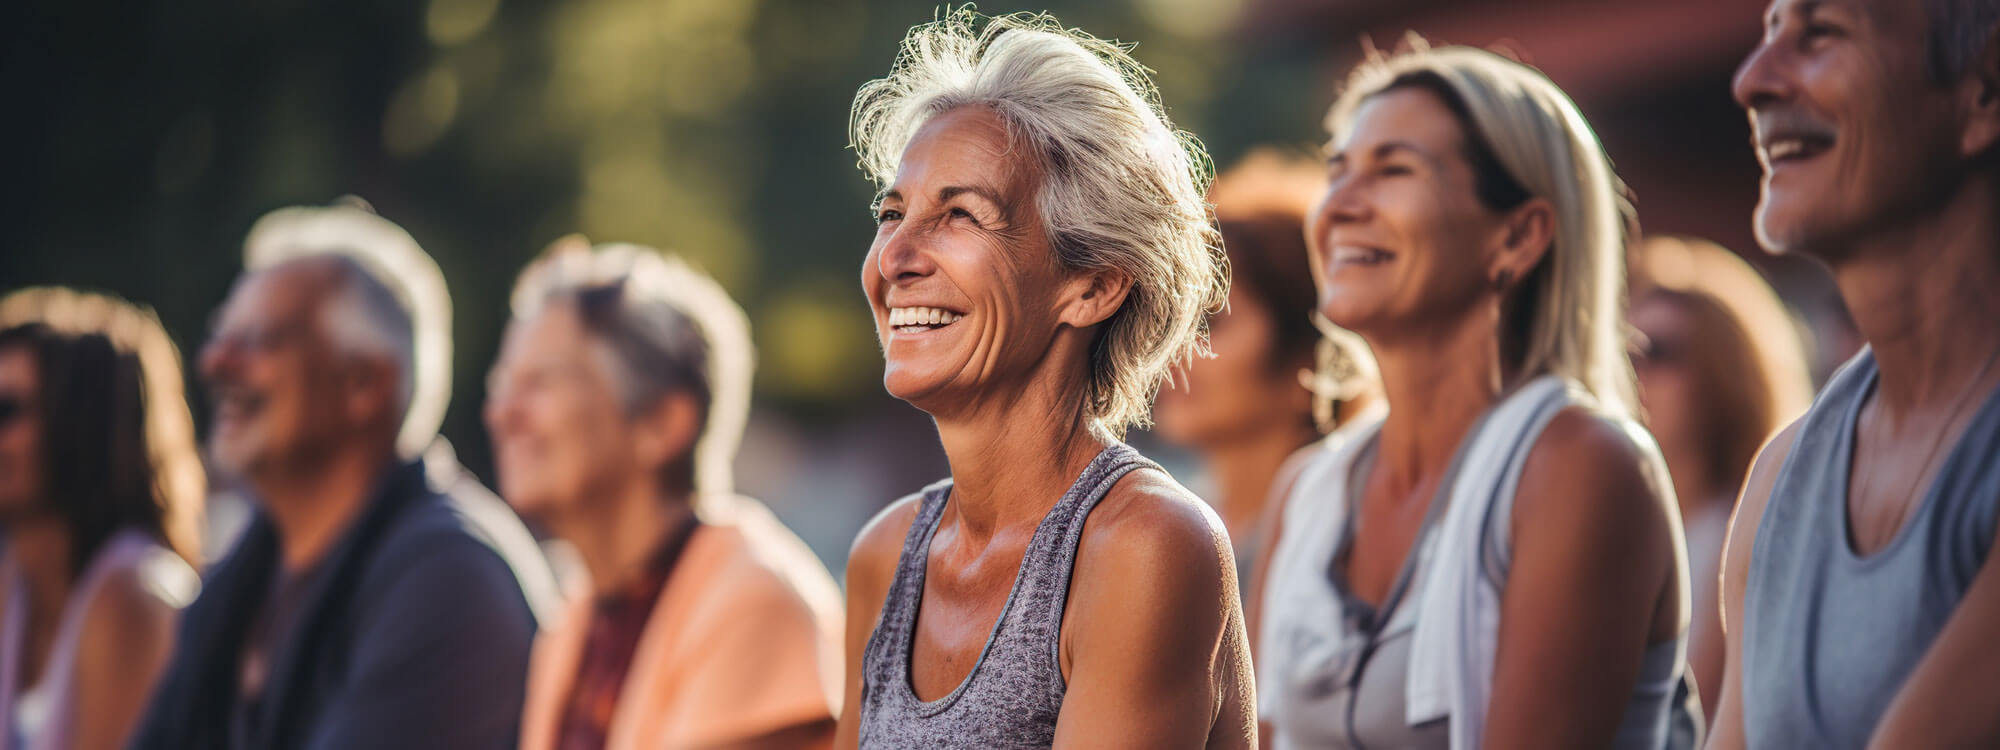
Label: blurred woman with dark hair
xmin=1628 ymin=236 xmax=1811 ymax=723
xmin=0 ymin=287 xmax=202 ymax=750
xmin=1154 ymin=151 xmax=1376 ymax=563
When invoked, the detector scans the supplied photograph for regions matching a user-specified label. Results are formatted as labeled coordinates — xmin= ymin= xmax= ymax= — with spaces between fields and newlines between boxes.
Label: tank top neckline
xmin=1830 ymin=351 xmax=2000 ymax=567
xmin=895 ymin=442 xmax=1142 ymax=715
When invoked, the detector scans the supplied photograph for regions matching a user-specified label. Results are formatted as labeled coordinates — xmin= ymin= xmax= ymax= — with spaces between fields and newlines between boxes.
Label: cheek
xmin=1637 ymin=367 xmax=1701 ymax=443
xmin=0 ymin=422 xmax=42 ymax=502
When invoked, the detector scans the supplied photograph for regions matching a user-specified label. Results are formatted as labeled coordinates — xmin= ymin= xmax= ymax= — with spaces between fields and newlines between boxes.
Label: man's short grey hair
xmin=1927 ymin=0 xmax=2000 ymax=82
xmin=509 ymin=239 xmax=753 ymax=497
xmin=243 ymin=198 xmax=452 ymax=458
xmin=850 ymin=9 xmax=1229 ymax=436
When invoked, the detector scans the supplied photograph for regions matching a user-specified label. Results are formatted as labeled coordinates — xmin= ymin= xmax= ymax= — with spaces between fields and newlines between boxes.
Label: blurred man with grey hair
xmin=130 ymin=199 xmax=558 ymax=750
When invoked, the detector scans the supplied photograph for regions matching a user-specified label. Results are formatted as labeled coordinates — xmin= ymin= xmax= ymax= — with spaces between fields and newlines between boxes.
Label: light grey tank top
xmin=1745 ymin=349 xmax=2000 ymax=748
xmin=1269 ymin=420 xmax=1686 ymax=749
xmin=857 ymin=443 xmax=1156 ymax=748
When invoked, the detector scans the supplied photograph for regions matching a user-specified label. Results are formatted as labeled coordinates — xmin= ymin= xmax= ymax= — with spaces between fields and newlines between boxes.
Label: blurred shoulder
xmin=1515 ymin=405 xmax=1674 ymax=530
xmin=691 ymin=495 xmax=841 ymax=618
xmin=78 ymin=548 xmax=190 ymax=660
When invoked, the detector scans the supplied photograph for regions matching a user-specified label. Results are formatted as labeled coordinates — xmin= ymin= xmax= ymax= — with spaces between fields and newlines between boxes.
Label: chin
xmin=1753 ymin=205 xmax=1844 ymax=260
xmin=881 ymin=365 xmax=952 ymax=410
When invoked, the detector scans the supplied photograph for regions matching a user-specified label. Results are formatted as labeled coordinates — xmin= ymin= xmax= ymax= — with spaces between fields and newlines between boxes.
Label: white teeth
xmin=888 ymin=306 xmax=963 ymax=328
xmin=1767 ymin=139 xmax=1804 ymax=160
xmin=1332 ymin=245 xmax=1389 ymax=264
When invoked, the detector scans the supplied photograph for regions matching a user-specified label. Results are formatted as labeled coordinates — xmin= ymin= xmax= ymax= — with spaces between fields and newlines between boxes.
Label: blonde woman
xmin=1256 ymin=45 xmax=1690 ymax=749
xmin=835 ymin=11 xmax=1253 ymax=749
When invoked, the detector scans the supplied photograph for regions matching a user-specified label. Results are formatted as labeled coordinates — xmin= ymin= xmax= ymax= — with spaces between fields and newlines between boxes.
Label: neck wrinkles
xmin=1833 ymin=184 xmax=2000 ymax=413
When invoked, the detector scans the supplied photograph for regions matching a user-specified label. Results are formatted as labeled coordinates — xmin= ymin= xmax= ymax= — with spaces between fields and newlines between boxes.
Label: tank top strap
xmin=866 ymin=479 xmax=955 ymax=696
xmin=1010 ymin=442 xmax=1158 ymax=669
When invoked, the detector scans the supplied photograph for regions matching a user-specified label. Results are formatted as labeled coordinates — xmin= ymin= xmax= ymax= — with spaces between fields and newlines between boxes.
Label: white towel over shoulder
xmin=1405 ymin=375 xmax=1584 ymax=749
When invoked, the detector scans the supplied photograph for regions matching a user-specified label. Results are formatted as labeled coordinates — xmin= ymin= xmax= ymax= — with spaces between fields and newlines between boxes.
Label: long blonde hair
xmin=1329 ymin=42 xmax=1638 ymax=417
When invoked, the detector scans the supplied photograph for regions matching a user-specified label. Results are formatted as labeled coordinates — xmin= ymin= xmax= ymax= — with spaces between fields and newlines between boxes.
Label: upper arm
xmin=1246 ymin=442 xmax=1315 ymax=655
xmin=1865 ymin=490 xmax=2000 ymax=746
xmin=1705 ymin=421 xmax=1801 ymax=750
xmin=1051 ymin=473 xmax=1252 ymax=749
xmin=303 ymin=534 xmax=537 ymax=750
xmin=69 ymin=569 xmax=181 ymax=750
xmin=832 ymin=495 xmax=922 ymax=750
xmin=1483 ymin=409 xmax=1681 ymax=750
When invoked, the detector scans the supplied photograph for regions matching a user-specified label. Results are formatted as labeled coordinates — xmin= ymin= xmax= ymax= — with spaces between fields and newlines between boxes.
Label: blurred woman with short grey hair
xmin=487 ymin=238 xmax=843 ymax=750
xmin=834 ymin=10 xmax=1252 ymax=749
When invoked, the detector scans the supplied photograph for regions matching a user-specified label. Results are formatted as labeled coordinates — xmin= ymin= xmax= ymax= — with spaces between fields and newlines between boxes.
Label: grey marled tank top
xmin=857 ymin=443 xmax=1156 ymax=748
xmin=1745 ymin=349 xmax=2000 ymax=748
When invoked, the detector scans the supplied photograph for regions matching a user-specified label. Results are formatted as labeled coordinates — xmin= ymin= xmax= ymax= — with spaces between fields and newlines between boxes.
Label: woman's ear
xmin=1057 ymin=268 xmax=1134 ymax=329
xmin=631 ymin=392 xmax=702 ymax=479
xmin=1489 ymin=197 xmax=1556 ymax=289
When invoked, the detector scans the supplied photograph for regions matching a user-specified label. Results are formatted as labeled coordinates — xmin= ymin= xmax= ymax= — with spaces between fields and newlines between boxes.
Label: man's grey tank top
xmin=857 ymin=443 xmax=1157 ymax=748
xmin=1745 ymin=349 xmax=2000 ymax=748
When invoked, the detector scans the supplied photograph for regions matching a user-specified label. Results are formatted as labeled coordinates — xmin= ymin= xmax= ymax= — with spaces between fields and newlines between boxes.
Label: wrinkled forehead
xmin=889 ymin=107 xmax=1038 ymax=202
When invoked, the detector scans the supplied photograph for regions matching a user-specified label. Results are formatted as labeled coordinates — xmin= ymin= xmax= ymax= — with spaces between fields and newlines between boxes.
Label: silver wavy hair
xmin=850 ymin=9 xmax=1229 ymax=436
xmin=1328 ymin=43 xmax=1639 ymax=417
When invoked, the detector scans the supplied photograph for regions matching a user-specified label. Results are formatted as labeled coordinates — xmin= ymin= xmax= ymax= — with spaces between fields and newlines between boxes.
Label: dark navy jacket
xmin=130 ymin=446 xmax=555 ymax=749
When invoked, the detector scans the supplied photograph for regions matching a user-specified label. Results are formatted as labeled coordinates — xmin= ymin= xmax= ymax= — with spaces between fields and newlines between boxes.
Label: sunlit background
xmin=3 ymin=0 xmax=1844 ymax=571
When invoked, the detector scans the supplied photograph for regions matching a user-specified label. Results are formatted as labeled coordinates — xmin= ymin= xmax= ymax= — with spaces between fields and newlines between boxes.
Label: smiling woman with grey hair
xmin=834 ymin=10 xmax=1252 ymax=749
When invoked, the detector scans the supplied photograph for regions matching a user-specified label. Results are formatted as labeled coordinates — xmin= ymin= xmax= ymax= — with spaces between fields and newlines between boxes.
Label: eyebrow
xmin=1771 ymin=0 xmax=1823 ymax=28
xmin=1328 ymin=140 xmax=1441 ymax=169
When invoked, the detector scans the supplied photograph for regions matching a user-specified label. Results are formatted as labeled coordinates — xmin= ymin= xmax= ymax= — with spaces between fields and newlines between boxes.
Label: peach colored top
xmin=520 ymin=497 xmax=843 ymax=750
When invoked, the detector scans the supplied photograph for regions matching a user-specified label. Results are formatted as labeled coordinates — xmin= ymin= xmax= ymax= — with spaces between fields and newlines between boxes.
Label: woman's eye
xmin=875 ymin=208 xmax=903 ymax=225
xmin=1378 ymin=164 xmax=1413 ymax=177
xmin=1800 ymin=23 xmax=1840 ymax=45
xmin=949 ymin=207 xmax=976 ymax=221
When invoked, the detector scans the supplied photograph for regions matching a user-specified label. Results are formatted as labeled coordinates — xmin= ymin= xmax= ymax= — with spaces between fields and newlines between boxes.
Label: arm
xmin=1050 ymin=472 xmax=1254 ymax=749
xmin=831 ymin=496 xmax=922 ymax=750
xmin=1481 ymin=409 xmax=1682 ymax=749
xmin=1705 ymin=422 xmax=1800 ymax=750
xmin=302 ymin=534 xmax=538 ymax=750
xmin=1865 ymin=503 xmax=2000 ymax=746
xmin=1247 ymin=445 xmax=1313 ymax=750
xmin=68 ymin=568 xmax=181 ymax=750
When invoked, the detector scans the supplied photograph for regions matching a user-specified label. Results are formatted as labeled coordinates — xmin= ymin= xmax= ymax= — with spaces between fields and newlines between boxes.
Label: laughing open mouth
xmin=888 ymin=306 xmax=964 ymax=334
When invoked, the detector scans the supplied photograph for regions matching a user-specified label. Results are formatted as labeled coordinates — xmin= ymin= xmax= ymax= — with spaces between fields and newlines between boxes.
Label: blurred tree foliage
xmin=1 ymin=0 xmax=1336 ymax=477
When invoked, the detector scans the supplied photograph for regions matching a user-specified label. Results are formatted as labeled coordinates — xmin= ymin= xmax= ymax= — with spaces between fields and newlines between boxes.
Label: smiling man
xmin=1707 ymin=1 xmax=2000 ymax=748
xmin=130 ymin=200 xmax=558 ymax=750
